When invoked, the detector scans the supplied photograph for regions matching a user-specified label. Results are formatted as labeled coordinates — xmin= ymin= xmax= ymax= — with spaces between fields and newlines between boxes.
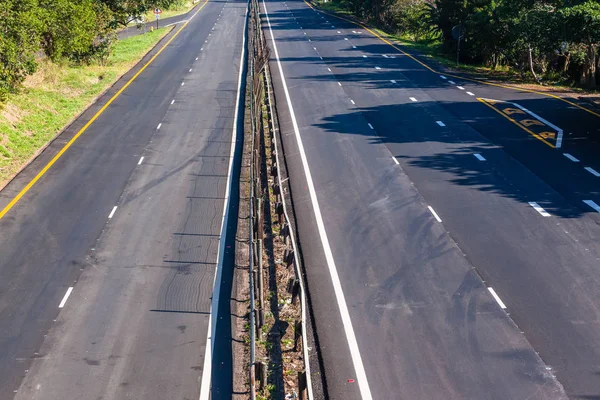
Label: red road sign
xmin=154 ymin=8 xmax=162 ymax=14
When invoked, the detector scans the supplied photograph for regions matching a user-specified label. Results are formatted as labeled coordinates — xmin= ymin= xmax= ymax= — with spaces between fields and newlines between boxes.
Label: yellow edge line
xmin=477 ymin=98 xmax=555 ymax=148
xmin=0 ymin=0 xmax=209 ymax=221
xmin=304 ymin=0 xmax=600 ymax=119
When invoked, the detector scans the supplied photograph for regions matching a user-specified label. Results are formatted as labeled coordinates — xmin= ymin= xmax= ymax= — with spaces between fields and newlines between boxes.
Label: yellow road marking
xmin=477 ymin=98 xmax=555 ymax=148
xmin=0 ymin=0 xmax=209 ymax=221
xmin=303 ymin=0 xmax=600 ymax=119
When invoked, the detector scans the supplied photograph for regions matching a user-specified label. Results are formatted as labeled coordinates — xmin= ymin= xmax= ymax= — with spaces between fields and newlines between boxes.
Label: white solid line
xmin=263 ymin=2 xmax=372 ymax=399
xmin=409 ymin=97 xmax=417 ymax=102
xmin=390 ymin=80 xmax=396 ymax=84
xmin=393 ymin=157 xmax=399 ymax=165
xmin=200 ymin=4 xmax=249 ymax=400
xmin=563 ymin=153 xmax=580 ymax=162
xmin=350 ymin=99 xmax=355 ymax=105
xmin=501 ymin=101 xmax=564 ymax=148
xmin=585 ymin=167 xmax=600 ymax=177
xmin=157 ymin=123 xmax=162 ymax=130
xmin=436 ymin=121 xmax=446 ymax=127
xmin=368 ymin=123 xmax=374 ymax=129
xmin=466 ymin=92 xmax=475 ymax=96
xmin=583 ymin=200 xmax=600 ymax=213
xmin=58 ymin=287 xmax=73 ymax=308
xmin=488 ymin=287 xmax=507 ymax=309
xmin=448 ymin=80 xmax=456 ymax=85
xmin=440 ymin=75 xmax=447 ymax=79
xmin=138 ymin=156 xmax=144 ymax=165
xmin=474 ymin=153 xmax=486 ymax=161
xmin=428 ymin=206 xmax=442 ymax=222
xmin=171 ymin=99 xmax=175 ymax=105
xmin=457 ymin=86 xmax=465 ymax=90
xmin=375 ymin=66 xmax=381 ymax=70
xmin=529 ymin=202 xmax=551 ymax=217
xmin=108 ymin=206 xmax=117 ymax=219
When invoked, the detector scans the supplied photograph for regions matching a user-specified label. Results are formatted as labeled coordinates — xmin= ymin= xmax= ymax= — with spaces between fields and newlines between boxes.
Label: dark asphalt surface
xmin=0 ymin=0 xmax=247 ymax=399
xmin=264 ymin=0 xmax=600 ymax=399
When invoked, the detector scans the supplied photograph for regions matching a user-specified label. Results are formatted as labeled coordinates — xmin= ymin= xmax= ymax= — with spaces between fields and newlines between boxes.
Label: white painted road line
xmin=181 ymin=82 xmax=185 ymax=86
xmin=440 ymin=75 xmax=447 ymax=79
xmin=428 ymin=206 xmax=442 ymax=222
xmin=474 ymin=153 xmax=486 ymax=161
xmin=138 ymin=156 xmax=144 ymax=165
xmin=362 ymin=55 xmax=367 ymax=58
xmin=264 ymin=3 xmax=372 ymax=398
xmin=563 ymin=153 xmax=580 ymax=162
xmin=196 ymin=57 xmax=198 ymax=60
xmin=58 ymin=287 xmax=73 ymax=308
xmin=189 ymin=68 xmax=193 ymax=72
xmin=108 ymin=206 xmax=117 ymax=219
xmin=350 ymin=99 xmax=355 ymax=105
xmin=171 ymin=99 xmax=175 ymax=105
xmin=488 ymin=287 xmax=507 ymax=309
xmin=390 ymin=80 xmax=396 ymax=84
xmin=585 ymin=167 xmax=600 ymax=177
xmin=457 ymin=86 xmax=465 ymax=90
xmin=353 ymin=45 xmax=357 ymax=49
xmin=337 ymin=30 xmax=341 ymax=33
xmin=529 ymin=202 xmax=551 ymax=217
xmin=157 ymin=123 xmax=162 ymax=130
xmin=448 ymin=80 xmax=456 ymax=85
xmin=466 ymin=92 xmax=475 ymax=96
xmin=344 ymin=38 xmax=348 ymax=40
xmin=375 ymin=66 xmax=381 ymax=70
xmin=436 ymin=121 xmax=446 ymax=127
xmin=338 ymin=82 xmax=342 ymax=86
xmin=328 ymin=68 xmax=331 ymax=72
xmin=409 ymin=97 xmax=417 ymax=102
xmin=583 ymin=200 xmax=600 ymax=213
xmin=313 ymin=46 xmax=317 ymax=50
xmin=368 ymin=123 xmax=374 ymax=129
xmin=393 ymin=157 xmax=399 ymax=165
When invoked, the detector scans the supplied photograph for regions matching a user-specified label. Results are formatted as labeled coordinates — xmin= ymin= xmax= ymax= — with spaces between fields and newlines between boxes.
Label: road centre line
xmin=108 ymin=206 xmax=117 ymax=219
xmin=58 ymin=287 xmax=74 ymax=309
xmin=328 ymin=67 xmax=331 ymax=72
xmin=181 ymin=82 xmax=185 ymax=86
xmin=563 ymin=153 xmax=580 ymax=162
xmin=466 ymin=92 xmax=475 ymax=96
xmin=263 ymin=2 xmax=372 ymax=398
xmin=189 ymin=68 xmax=193 ymax=72
xmin=393 ymin=157 xmax=399 ymax=165
xmin=529 ymin=202 xmax=551 ymax=217
xmin=436 ymin=121 xmax=446 ymax=127
xmin=585 ymin=167 xmax=600 ymax=177
xmin=338 ymin=82 xmax=342 ymax=86
xmin=488 ymin=287 xmax=507 ymax=309
xmin=157 ymin=123 xmax=162 ymax=130
xmin=350 ymin=100 xmax=355 ymax=104
xmin=0 ymin=0 xmax=211 ymax=222
xmin=457 ymin=86 xmax=465 ymax=90
xmin=584 ymin=200 xmax=600 ymax=213
xmin=428 ymin=206 xmax=442 ymax=222
xmin=474 ymin=153 xmax=486 ymax=161
xmin=171 ymin=99 xmax=175 ymax=105
xmin=138 ymin=156 xmax=144 ymax=165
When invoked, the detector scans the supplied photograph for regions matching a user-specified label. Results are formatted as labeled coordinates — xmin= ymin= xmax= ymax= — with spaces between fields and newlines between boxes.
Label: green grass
xmin=141 ymin=1 xmax=198 ymax=23
xmin=0 ymin=27 xmax=172 ymax=187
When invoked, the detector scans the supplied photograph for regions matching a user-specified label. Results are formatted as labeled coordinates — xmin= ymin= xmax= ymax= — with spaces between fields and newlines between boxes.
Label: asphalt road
xmin=263 ymin=0 xmax=600 ymax=399
xmin=0 ymin=1 xmax=247 ymax=399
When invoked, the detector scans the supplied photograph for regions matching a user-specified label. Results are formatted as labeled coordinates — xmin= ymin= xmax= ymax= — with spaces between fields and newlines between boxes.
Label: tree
xmin=0 ymin=0 xmax=43 ymax=99
xmin=559 ymin=0 xmax=600 ymax=88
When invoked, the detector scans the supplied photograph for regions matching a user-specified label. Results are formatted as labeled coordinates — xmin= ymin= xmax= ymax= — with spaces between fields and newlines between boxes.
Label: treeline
xmin=0 ymin=0 xmax=185 ymax=99
xmin=341 ymin=0 xmax=600 ymax=88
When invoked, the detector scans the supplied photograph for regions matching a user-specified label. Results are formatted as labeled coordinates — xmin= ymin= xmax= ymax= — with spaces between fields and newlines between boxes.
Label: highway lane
xmin=263 ymin=0 xmax=569 ymax=399
xmin=0 ymin=1 xmax=246 ymax=398
xmin=266 ymin=1 xmax=600 ymax=398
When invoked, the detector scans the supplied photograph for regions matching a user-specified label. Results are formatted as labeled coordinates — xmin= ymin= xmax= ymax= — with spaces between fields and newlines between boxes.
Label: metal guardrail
xmin=247 ymin=0 xmax=313 ymax=398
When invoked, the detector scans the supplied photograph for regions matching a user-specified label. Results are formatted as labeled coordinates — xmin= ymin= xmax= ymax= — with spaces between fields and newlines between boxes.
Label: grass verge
xmin=142 ymin=1 xmax=198 ymax=22
xmin=0 ymin=26 xmax=173 ymax=188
